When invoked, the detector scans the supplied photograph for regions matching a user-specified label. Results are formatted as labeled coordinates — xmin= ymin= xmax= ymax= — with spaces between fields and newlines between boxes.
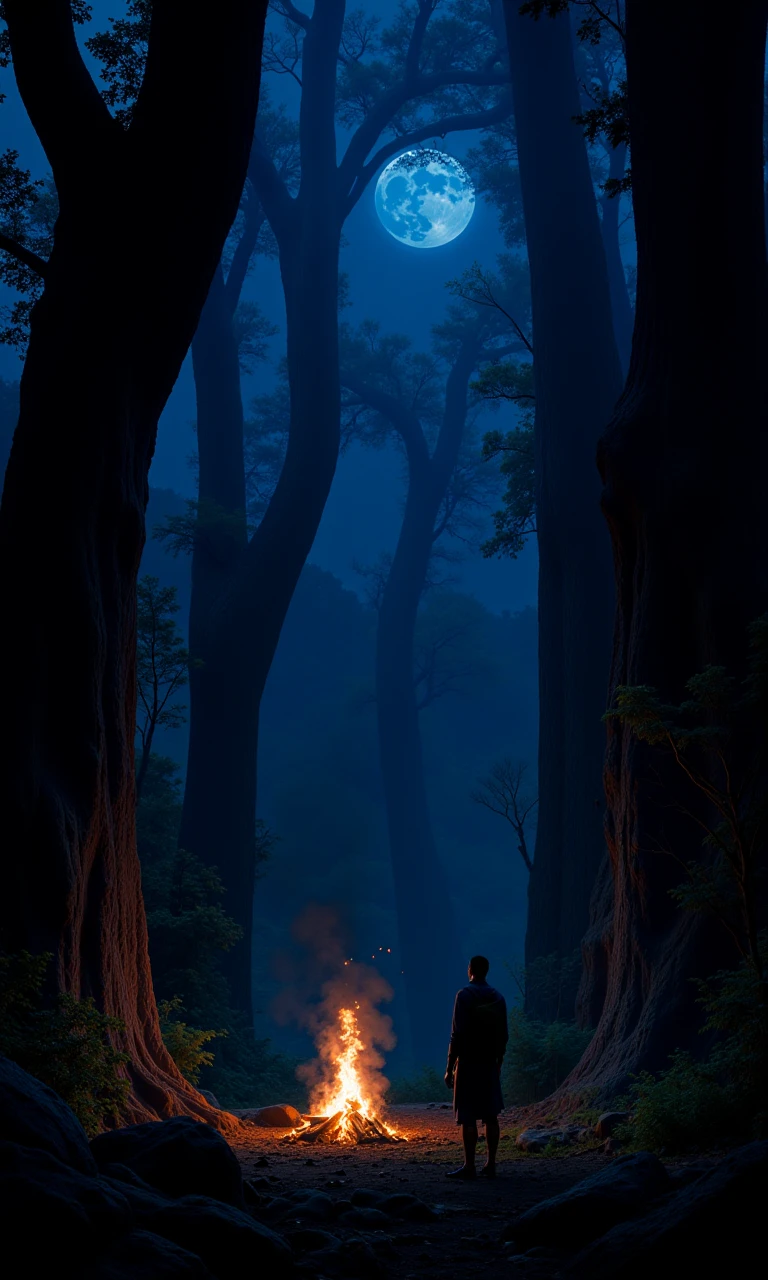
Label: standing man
xmin=445 ymin=955 xmax=508 ymax=1179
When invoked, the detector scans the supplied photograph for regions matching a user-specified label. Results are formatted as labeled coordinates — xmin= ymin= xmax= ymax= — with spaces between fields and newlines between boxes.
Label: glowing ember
xmin=287 ymin=1004 xmax=404 ymax=1144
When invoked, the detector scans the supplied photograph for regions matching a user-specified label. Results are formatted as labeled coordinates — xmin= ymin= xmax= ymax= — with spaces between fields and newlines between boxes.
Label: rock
xmin=287 ymin=1226 xmax=340 ymax=1253
xmin=90 ymin=1118 xmax=243 ymax=1207
xmin=0 ymin=1053 xmax=96 ymax=1175
xmin=83 ymin=1229 xmax=214 ymax=1278
xmin=511 ymin=1151 xmax=670 ymax=1248
xmin=302 ymin=1237 xmax=384 ymax=1278
xmin=594 ymin=1111 xmax=631 ymax=1141
xmin=234 ymin=1104 xmax=303 ymax=1128
xmin=252 ymin=1154 xmax=270 ymax=1167
xmin=259 ymin=1195 xmax=293 ymax=1221
xmin=294 ymin=1190 xmax=335 ymax=1221
xmin=515 ymin=1128 xmax=560 ymax=1153
xmin=140 ymin=1195 xmax=293 ymax=1278
xmin=351 ymin=1187 xmax=387 ymax=1207
xmin=603 ymin=1138 xmax=622 ymax=1154
xmin=566 ymin=1141 xmax=768 ymax=1279
xmin=0 ymin=1140 xmax=132 ymax=1261
xmin=666 ymin=1160 xmax=715 ymax=1188
xmin=379 ymin=1191 xmax=437 ymax=1221
xmin=338 ymin=1206 xmax=391 ymax=1228
xmin=196 ymin=1090 xmax=220 ymax=1109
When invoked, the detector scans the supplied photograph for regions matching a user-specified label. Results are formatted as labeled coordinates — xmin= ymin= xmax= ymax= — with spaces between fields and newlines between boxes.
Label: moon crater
xmin=375 ymin=149 xmax=475 ymax=249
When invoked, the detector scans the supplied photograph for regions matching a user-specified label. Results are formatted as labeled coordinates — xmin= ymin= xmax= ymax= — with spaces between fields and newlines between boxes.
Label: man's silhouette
xmin=444 ymin=955 xmax=508 ymax=1179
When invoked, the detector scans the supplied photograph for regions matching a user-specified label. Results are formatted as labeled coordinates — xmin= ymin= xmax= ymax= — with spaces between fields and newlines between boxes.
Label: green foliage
xmin=502 ymin=1008 xmax=593 ymax=1106
xmin=136 ymin=577 xmax=192 ymax=795
xmin=480 ymin=420 xmax=535 ymax=559
xmin=85 ymin=0 xmax=151 ymax=127
xmin=386 ymin=1065 xmax=445 ymax=1104
xmin=605 ymin=616 xmax=768 ymax=976
xmin=621 ymin=943 xmax=768 ymax=1152
xmin=137 ymin=754 xmax=303 ymax=1110
xmin=0 ymin=951 xmax=129 ymax=1136
xmin=157 ymin=998 xmax=223 ymax=1086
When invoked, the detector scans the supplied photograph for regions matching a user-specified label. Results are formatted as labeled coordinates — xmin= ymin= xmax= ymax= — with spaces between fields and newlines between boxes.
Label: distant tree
xmin=135 ymin=577 xmax=190 ymax=801
xmin=0 ymin=0 xmax=269 ymax=1123
xmin=472 ymin=758 xmax=537 ymax=873
xmin=97 ymin=0 xmax=512 ymax=1019
xmin=341 ymin=276 xmax=523 ymax=1063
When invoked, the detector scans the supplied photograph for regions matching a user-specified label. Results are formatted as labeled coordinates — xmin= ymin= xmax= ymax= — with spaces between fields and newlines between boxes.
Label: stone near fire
xmin=138 ymin=1195 xmax=293 ymax=1278
xmin=236 ymin=1103 xmax=303 ymax=1128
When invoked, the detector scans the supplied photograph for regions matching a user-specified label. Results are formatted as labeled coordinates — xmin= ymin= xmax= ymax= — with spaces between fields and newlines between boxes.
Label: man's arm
xmin=445 ymin=991 xmax=463 ymax=1087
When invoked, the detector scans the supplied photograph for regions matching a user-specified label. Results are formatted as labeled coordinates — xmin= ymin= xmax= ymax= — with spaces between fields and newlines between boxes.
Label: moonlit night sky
xmin=375 ymin=150 xmax=476 ymax=249
xmin=0 ymin=0 xmax=537 ymax=616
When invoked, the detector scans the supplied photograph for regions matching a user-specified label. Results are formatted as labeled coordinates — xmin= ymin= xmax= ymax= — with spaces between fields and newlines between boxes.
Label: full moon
xmin=375 ymin=149 xmax=475 ymax=249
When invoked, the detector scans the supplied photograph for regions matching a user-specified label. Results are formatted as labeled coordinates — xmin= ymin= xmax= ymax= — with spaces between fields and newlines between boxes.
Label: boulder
xmin=293 ymin=1190 xmax=335 ymax=1221
xmin=83 ymin=1230 xmax=214 ymax=1278
xmin=301 ymin=1237 xmax=384 ymax=1278
xmin=197 ymin=1090 xmax=220 ymax=1109
xmin=566 ymin=1141 xmax=768 ymax=1279
xmin=515 ymin=1129 xmax=560 ymax=1153
xmin=90 ymin=1118 xmax=243 ymax=1207
xmin=379 ymin=1191 xmax=437 ymax=1221
xmin=351 ymin=1187 xmax=387 ymax=1207
xmin=234 ymin=1104 xmax=303 ymax=1127
xmin=338 ymin=1206 xmax=391 ymax=1228
xmin=511 ymin=1152 xmax=670 ymax=1248
xmin=286 ymin=1226 xmax=340 ymax=1253
xmin=594 ymin=1112 xmax=630 ymax=1141
xmin=0 ymin=1139 xmax=132 ymax=1262
xmin=0 ymin=1054 xmax=96 ymax=1175
xmin=140 ymin=1195 xmax=293 ymax=1278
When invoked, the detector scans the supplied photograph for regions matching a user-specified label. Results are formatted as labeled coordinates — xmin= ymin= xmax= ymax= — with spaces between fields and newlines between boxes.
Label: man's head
xmin=468 ymin=955 xmax=489 ymax=982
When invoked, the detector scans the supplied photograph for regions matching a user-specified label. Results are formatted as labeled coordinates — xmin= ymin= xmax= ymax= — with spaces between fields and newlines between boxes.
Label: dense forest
xmin=0 ymin=3 xmax=766 ymax=1277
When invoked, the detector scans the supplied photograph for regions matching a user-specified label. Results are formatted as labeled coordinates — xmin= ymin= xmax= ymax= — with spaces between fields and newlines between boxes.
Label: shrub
xmin=158 ymin=997 xmax=223 ymax=1085
xmin=0 ymin=950 xmax=130 ymax=1135
xmin=502 ymin=1008 xmax=593 ymax=1105
xmin=386 ymin=1065 xmax=445 ymax=1104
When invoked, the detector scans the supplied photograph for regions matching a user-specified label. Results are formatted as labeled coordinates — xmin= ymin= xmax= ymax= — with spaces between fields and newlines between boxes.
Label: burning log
xmin=285 ymin=998 xmax=406 ymax=1145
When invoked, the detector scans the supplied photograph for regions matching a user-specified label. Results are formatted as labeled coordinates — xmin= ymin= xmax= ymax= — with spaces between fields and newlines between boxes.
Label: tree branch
xmin=0 ymin=231 xmax=48 ymax=278
xmin=4 ymin=0 xmax=116 ymax=186
xmin=223 ymin=184 xmax=267 ymax=314
xmin=248 ymin=133 xmax=296 ymax=244
xmin=342 ymin=94 xmax=514 ymax=216
xmin=340 ymin=371 xmax=430 ymax=472
xmin=272 ymin=0 xmax=312 ymax=32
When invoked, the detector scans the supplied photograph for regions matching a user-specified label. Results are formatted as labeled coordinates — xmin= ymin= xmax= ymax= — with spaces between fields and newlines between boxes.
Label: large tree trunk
xmin=347 ymin=348 xmax=476 ymax=1065
xmin=179 ymin=267 xmax=257 ymax=1017
xmin=0 ymin=0 xmax=267 ymax=1123
xmin=503 ymin=4 xmax=624 ymax=1019
xmin=568 ymin=1 xmax=768 ymax=1094
xmin=180 ymin=229 xmax=342 ymax=1020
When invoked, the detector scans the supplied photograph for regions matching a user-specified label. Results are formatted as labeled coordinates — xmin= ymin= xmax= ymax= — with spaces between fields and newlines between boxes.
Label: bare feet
xmin=446 ymin=1165 xmax=476 ymax=1180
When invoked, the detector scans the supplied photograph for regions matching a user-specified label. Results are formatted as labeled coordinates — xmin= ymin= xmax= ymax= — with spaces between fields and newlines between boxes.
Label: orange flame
xmin=306 ymin=1003 xmax=401 ymax=1142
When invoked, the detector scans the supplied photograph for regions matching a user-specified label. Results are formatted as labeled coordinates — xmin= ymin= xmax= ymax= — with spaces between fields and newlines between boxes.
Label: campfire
xmin=287 ymin=1005 xmax=405 ymax=1145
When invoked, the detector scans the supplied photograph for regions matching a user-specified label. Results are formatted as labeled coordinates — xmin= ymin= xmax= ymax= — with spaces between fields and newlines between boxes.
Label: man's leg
xmin=462 ymin=1120 xmax=478 ymax=1170
xmin=484 ymin=1118 xmax=500 ymax=1172
xmin=447 ymin=1120 xmax=478 ymax=1178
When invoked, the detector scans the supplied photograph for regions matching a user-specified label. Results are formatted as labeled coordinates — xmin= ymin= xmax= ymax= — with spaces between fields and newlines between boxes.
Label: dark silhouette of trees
xmin=340 ymin=284 xmax=521 ymax=1062
xmin=0 ymin=0 xmax=268 ymax=1122
xmin=472 ymin=758 xmax=537 ymax=873
xmin=501 ymin=1 xmax=623 ymax=1018
xmin=565 ymin=0 xmax=768 ymax=1092
xmin=135 ymin=577 xmax=189 ymax=802
xmin=176 ymin=0 xmax=512 ymax=1018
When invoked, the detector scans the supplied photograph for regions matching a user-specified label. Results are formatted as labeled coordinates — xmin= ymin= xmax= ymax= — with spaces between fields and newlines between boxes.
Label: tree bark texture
xmin=570 ymin=0 xmax=768 ymax=1093
xmin=599 ymin=143 xmax=634 ymax=376
xmin=503 ymin=3 xmax=624 ymax=1017
xmin=0 ymin=0 xmax=267 ymax=1124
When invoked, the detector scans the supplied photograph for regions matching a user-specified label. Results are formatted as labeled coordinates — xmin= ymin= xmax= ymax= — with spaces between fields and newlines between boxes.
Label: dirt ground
xmin=230 ymin=1104 xmax=624 ymax=1277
